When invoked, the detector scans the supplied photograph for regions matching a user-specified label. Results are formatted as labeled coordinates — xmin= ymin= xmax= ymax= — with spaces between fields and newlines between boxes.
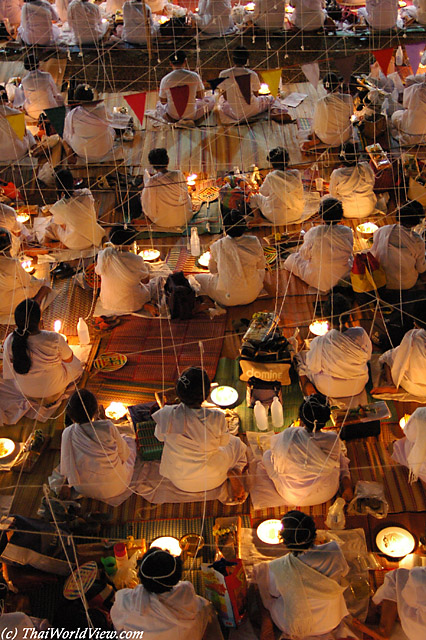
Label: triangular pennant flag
xmin=169 ymin=85 xmax=190 ymax=119
xmin=259 ymin=69 xmax=282 ymax=98
xmin=44 ymin=106 xmax=66 ymax=137
xmin=334 ymin=54 xmax=357 ymax=84
xmin=301 ymin=62 xmax=320 ymax=89
xmin=123 ymin=92 xmax=147 ymax=126
xmin=208 ymin=77 xmax=226 ymax=92
xmin=372 ymin=48 xmax=394 ymax=76
xmin=405 ymin=42 xmax=425 ymax=76
xmin=235 ymin=74 xmax=252 ymax=105
xmin=6 ymin=113 xmax=25 ymax=140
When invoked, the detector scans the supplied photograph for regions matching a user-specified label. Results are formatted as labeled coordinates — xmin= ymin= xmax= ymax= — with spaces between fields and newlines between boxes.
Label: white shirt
xmin=141 ymin=170 xmax=193 ymax=228
xmin=329 ymin=163 xmax=377 ymax=219
xmin=96 ymin=248 xmax=151 ymax=313
xmin=253 ymin=169 xmax=304 ymax=224
xmin=50 ymin=189 xmax=104 ymax=250
xmin=364 ymin=0 xmax=398 ymax=29
xmin=252 ymin=0 xmax=285 ymax=30
xmin=0 ymin=0 xmax=23 ymax=24
xmin=399 ymin=83 xmax=426 ymax=135
xmin=219 ymin=66 xmax=263 ymax=121
xmin=122 ymin=1 xmax=154 ymax=43
xmin=371 ymin=224 xmax=426 ymax=290
xmin=196 ymin=0 xmax=234 ymax=35
xmin=63 ymin=103 xmax=116 ymax=161
xmin=68 ymin=0 xmax=107 ymax=43
xmin=17 ymin=69 xmax=63 ymax=120
xmin=158 ymin=69 xmax=205 ymax=121
xmin=18 ymin=0 xmax=58 ymax=45
xmin=291 ymin=0 xmax=325 ymax=30
xmin=313 ymin=92 xmax=353 ymax=147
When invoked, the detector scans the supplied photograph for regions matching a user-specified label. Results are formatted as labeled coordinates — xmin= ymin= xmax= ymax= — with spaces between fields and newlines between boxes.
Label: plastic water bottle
xmin=395 ymin=46 xmax=403 ymax=67
xmin=254 ymin=401 xmax=268 ymax=431
xmin=77 ymin=317 xmax=90 ymax=345
xmin=271 ymin=396 xmax=284 ymax=429
xmin=190 ymin=227 xmax=201 ymax=257
xmin=326 ymin=497 xmax=346 ymax=530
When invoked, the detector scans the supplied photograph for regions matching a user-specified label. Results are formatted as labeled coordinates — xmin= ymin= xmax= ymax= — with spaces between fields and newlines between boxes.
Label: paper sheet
xmin=281 ymin=92 xmax=308 ymax=108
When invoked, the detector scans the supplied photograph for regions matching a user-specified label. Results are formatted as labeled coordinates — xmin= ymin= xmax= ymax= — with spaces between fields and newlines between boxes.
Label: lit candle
xmin=356 ymin=222 xmax=379 ymax=236
xmin=21 ymin=259 xmax=34 ymax=274
xmin=376 ymin=526 xmax=415 ymax=558
xmin=210 ymin=385 xmax=239 ymax=407
xmin=16 ymin=213 xmax=30 ymax=224
xmin=256 ymin=519 xmax=283 ymax=545
xmin=245 ymin=2 xmax=255 ymax=10
xmin=0 ymin=438 xmax=15 ymax=459
xmin=399 ymin=414 xmax=411 ymax=430
xmin=150 ymin=536 xmax=182 ymax=556
xmin=105 ymin=402 xmax=128 ymax=420
xmin=158 ymin=15 xmax=169 ymax=24
xmin=309 ymin=320 xmax=330 ymax=336
xmin=198 ymin=251 xmax=211 ymax=268
xmin=258 ymin=83 xmax=270 ymax=95
xmin=187 ymin=173 xmax=197 ymax=187
xmin=54 ymin=320 xmax=68 ymax=343
xmin=139 ymin=249 xmax=161 ymax=262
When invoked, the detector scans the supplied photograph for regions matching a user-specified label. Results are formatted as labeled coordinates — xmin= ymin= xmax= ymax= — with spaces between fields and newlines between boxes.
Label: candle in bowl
xmin=16 ymin=213 xmax=30 ymax=224
xmin=256 ymin=519 xmax=283 ymax=545
xmin=150 ymin=536 xmax=182 ymax=556
xmin=54 ymin=320 xmax=68 ymax=343
xmin=21 ymin=259 xmax=34 ymax=274
xmin=105 ymin=402 xmax=128 ymax=420
xmin=259 ymin=83 xmax=271 ymax=95
xmin=210 ymin=385 xmax=239 ymax=408
xmin=356 ymin=222 xmax=378 ymax=239
xmin=245 ymin=2 xmax=255 ymax=10
xmin=158 ymin=15 xmax=169 ymax=24
xmin=198 ymin=251 xmax=211 ymax=268
xmin=139 ymin=249 xmax=161 ymax=262
xmin=309 ymin=320 xmax=330 ymax=336
xmin=187 ymin=173 xmax=197 ymax=190
xmin=399 ymin=414 xmax=411 ymax=430
xmin=375 ymin=526 xmax=416 ymax=559
xmin=0 ymin=438 xmax=16 ymax=460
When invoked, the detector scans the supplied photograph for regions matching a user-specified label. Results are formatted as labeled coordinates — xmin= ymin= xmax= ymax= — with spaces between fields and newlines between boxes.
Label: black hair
xmin=24 ymin=54 xmax=39 ymax=71
xmin=176 ymin=366 xmax=210 ymax=407
xmin=108 ymin=224 xmax=137 ymax=246
xmin=323 ymin=292 xmax=352 ymax=327
xmin=148 ymin=147 xmax=169 ymax=169
xmin=267 ymin=147 xmax=289 ymax=171
xmin=232 ymin=46 xmax=249 ymax=66
xmin=55 ymin=168 xmax=74 ymax=198
xmin=226 ymin=209 xmax=247 ymax=238
xmin=413 ymin=300 xmax=426 ymax=330
xmin=0 ymin=85 xmax=7 ymax=102
xmin=0 ymin=227 xmax=11 ymax=252
xmin=11 ymin=299 xmax=41 ymax=375
xmin=74 ymin=84 xmax=94 ymax=103
xmin=279 ymin=511 xmax=317 ymax=554
xmin=138 ymin=548 xmax=182 ymax=594
xmin=323 ymin=72 xmax=340 ymax=93
xmin=320 ymin=197 xmax=344 ymax=224
xmin=171 ymin=51 xmax=187 ymax=66
xmin=399 ymin=201 xmax=423 ymax=228
xmin=298 ymin=394 xmax=330 ymax=433
xmin=66 ymin=389 xmax=98 ymax=424
xmin=340 ymin=141 xmax=358 ymax=167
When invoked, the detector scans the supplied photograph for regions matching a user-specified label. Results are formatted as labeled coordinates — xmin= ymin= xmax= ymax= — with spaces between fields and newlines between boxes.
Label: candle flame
xmin=187 ymin=173 xmax=197 ymax=186
xmin=309 ymin=320 xmax=330 ymax=336
xmin=399 ymin=414 xmax=411 ymax=430
xmin=54 ymin=320 xmax=62 ymax=333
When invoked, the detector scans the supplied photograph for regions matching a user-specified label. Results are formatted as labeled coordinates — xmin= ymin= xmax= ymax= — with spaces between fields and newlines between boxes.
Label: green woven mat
xmin=135 ymin=420 xmax=163 ymax=460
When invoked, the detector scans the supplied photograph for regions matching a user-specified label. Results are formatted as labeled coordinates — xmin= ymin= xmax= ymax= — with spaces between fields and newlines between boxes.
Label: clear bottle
xmin=254 ymin=401 xmax=269 ymax=431
xmin=271 ymin=396 xmax=284 ymax=429
xmin=395 ymin=46 xmax=403 ymax=67
xmin=326 ymin=497 xmax=346 ymax=530
xmin=190 ymin=227 xmax=201 ymax=257
xmin=77 ymin=317 xmax=90 ymax=345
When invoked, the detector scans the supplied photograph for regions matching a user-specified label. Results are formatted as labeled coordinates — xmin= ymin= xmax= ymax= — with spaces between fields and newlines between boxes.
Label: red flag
xmin=235 ymin=74 xmax=251 ymax=105
xmin=169 ymin=85 xmax=190 ymax=118
xmin=123 ymin=92 xmax=147 ymax=126
xmin=372 ymin=48 xmax=394 ymax=76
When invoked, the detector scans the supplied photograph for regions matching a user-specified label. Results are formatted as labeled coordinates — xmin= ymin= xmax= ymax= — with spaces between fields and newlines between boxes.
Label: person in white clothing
xmin=68 ymin=0 xmax=109 ymax=45
xmin=284 ymin=198 xmax=354 ymax=293
xmin=358 ymin=0 xmax=398 ymax=30
xmin=250 ymin=0 xmax=285 ymax=31
xmin=58 ymin=390 xmax=136 ymax=501
xmin=329 ymin=142 xmax=377 ymax=218
xmin=254 ymin=511 xmax=353 ymax=640
xmin=156 ymin=51 xmax=214 ymax=125
xmin=0 ymin=85 xmax=35 ymax=163
xmin=111 ymin=548 xmax=218 ymax=640
xmin=141 ymin=147 xmax=193 ymax=228
xmin=14 ymin=55 xmax=64 ymax=121
xmin=0 ymin=202 xmax=28 ymax=256
xmin=289 ymin=0 xmax=326 ymax=31
xmin=0 ymin=0 xmax=23 ymax=35
xmin=392 ymin=407 xmax=426 ymax=484
xmin=263 ymin=395 xmax=352 ymax=506
xmin=372 ymin=567 xmax=426 ymax=640
xmin=55 ymin=0 xmax=70 ymax=22
xmin=3 ymin=299 xmax=82 ymax=404
xmin=195 ymin=210 xmax=266 ymax=307
xmin=191 ymin=0 xmax=234 ymax=36
xmin=122 ymin=0 xmax=157 ymax=44
xmin=249 ymin=147 xmax=304 ymax=226
xmin=153 ymin=367 xmax=247 ymax=501
xmin=391 ymin=80 xmax=426 ymax=145
xmin=18 ymin=0 xmax=59 ymax=45
xmin=303 ymin=73 xmax=353 ymax=151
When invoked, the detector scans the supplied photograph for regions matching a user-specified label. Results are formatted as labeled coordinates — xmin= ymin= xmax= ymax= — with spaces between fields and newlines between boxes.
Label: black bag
xmin=159 ymin=16 xmax=187 ymax=37
xmin=165 ymin=271 xmax=196 ymax=320
xmin=246 ymin=377 xmax=282 ymax=408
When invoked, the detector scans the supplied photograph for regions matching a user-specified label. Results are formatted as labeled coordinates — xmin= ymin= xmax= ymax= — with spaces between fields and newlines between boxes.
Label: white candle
xmin=105 ymin=402 xmax=128 ymax=420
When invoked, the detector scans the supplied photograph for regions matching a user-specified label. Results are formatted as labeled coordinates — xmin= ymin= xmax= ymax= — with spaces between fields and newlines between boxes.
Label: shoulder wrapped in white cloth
xmin=392 ymin=406 xmax=426 ymax=483
xmin=380 ymin=329 xmax=426 ymax=397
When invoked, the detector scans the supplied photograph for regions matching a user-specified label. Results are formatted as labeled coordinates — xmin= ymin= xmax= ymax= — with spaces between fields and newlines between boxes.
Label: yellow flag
xmin=259 ymin=69 xmax=282 ymax=98
xmin=6 ymin=113 xmax=26 ymax=141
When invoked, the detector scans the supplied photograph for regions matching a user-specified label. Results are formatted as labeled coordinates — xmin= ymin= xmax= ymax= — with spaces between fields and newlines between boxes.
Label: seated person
xmin=250 ymin=0 xmax=285 ymax=31
xmin=254 ymin=510 xmax=352 ymax=640
xmin=391 ymin=78 xmax=426 ymax=146
xmin=18 ymin=0 xmax=59 ymax=45
xmin=329 ymin=142 xmax=377 ymax=219
xmin=288 ymin=0 xmax=326 ymax=31
xmin=0 ymin=229 xmax=50 ymax=316
xmin=58 ymin=389 xmax=136 ymax=501
xmin=67 ymin=0 xmax=109 ymax=45
xmin=111 ymin=548 xmax=217 ymax=639
xmin=218 ymin=47 xmax=290 ymax=124
xmin=122 ymin=0 xmax=157 ymax=45
xmin=156 ymin=51 xmax=214 ymax=126
xmin=192 ymin=0 xmax=234 ymax=36
xmin=370 ymin=202 xmax=426 ymax=292
xmin=298 ymin=294 xmax=372 ymax=400
xmin=3 ymin=299 xmax=82 ymax=405
xmin=358 ymin=0 xmax=399 ymax=31
xmin=0 ymin=202 xmax=28 ymax=256
xmin=392 ymin=407 xmax=426 ymax=483
xmin=249 ymin=147 xmax=304 ymax=226
xmin=153 ymin=367 xmax=247 ymax=500
xmin=0 ymin=85 xmax=35 ymax=163
xmin=372 ymin=567 xmax=426 ymax=640
xmin=263 ymin=395 xmax=352 ymax=505
xmin=302 ymin=72 xmax=353 ymax=150
xmin=63 ymin=84 xmax=131 ymax=162
xmin=195 ymin=210 xmax=266 ymax=307
xmin=44 ymin=168 xmax=104 ymax=250
xmin=284 ymin=198 xmax=354 ymax=293
xmin=0 ymin=0 xmax=23 ymax=36
xmin=14 ymin=54 xmax=64 ymax=121
xmin=141 ymin=147 xmax=193 ymax=228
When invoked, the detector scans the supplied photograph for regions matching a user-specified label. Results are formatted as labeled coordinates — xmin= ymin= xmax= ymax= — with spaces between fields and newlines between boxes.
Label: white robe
xmin=3 ymin=330 xmax=82 ymax=399
xmin=218 ymin=67 xmax=272 ymax=122
xmin=291 ymin=0 xmax=325 ymax=30
xmin=284 ymin=224 xmax=354 ymax=293
xmin=391 ymin=83 xmax=426 ymax=145
xmin=157 ymin=69 xmax=209 ymax=122
xmin=0 ymin=0 xmax=22 ymax=25
xmin=250 ymin=169 xmax=304 ymax=225
xmin=362 ymin=0 xmax=398 ymax=30
xmin=392 ymin=407 xmax=426 ymax=483
xmin=263 ymin=426 xmax=350 ymax=506
xmin=0 ymin=255 xmax=42 ymax=315
xmin=153 ymin=403 xmax=247 ymax=493
xmin=122 ymin=1 xmax=155 ymax=44
xmin=18 ymin=0 xmax=59 ymax=45
xmin=301 ymin=327 xmax=372 ymax=398
xmin=313 ymin=93 xmax=353 ymax=147
xmin=373 ymin=568 xmax=426 ymax=640
xmin=96 ymin=247 xmax=151 ymax=313
xmin=50 ymin=188 xmax=104 ymax=250
xmin=371 ymin=224 xmax=426 ymax=290
xmin=195 ymin=234 xmax=266 ymax=306
xmin=141 ymin=170 xmax=193 ymax=228
xmin=0 ymin=104 xmax=35 ymax=163
xmin=0 ymin=203 xmax=26 ymax=256
xmin=60 ymin=419 xmax=136 ymax=500
xmin=68 ymin=0 xmax=109 ymax=44
xmin=63 ymin=103 xmax=126 ymax=161
xmin=111 ymin=582 xmax=211 ymax=640
xmin=329 ymin=163 xmax=377 ymax=219
xmin=15 ymin=69 xmax=64 ymax=120
xmin=252 ymin=0 xmax=285 ymax=30
xmin=194 ymin=0 xmax=234 ymax=35
xmin=380 ymin=329 xmax=426 ymax=398
xmin=256 ymin=543 xmax=349 ymax=638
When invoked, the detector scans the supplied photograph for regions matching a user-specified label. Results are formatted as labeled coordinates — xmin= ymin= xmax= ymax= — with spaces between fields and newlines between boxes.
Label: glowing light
xmin=16 ymin=213 xmax=30 ymax=223
xmin=285 ymin=4 xmax=295 ymax=11
xmin=105 ymin=402 xmax=128 ymax=420
xmin=399 ymin=414 xmax=411 ymax=430
xmin=158 ymin=15 xmax=169 ymax=24
xmin=210 ymin=385 xmax=239 ymax=407
xmin=139 ymin=249 xmax=160 ymax=262
xmin=256 ymin=519 xmax=283 ymax=545
xmin=198 ymin=251 xmax=211 ymax=268
xmin=21 ymin=259 xmax=34 ymax=273
xmin=259 ymin=83 xmax=270 ymax=95
xmin=102 ymin=18 xmax=108 ymax=23
xmin=398 ymin=0 xmax=406 ymax=6
xmin=150 ymin=536 xmax=182 ymax=556
xmin=376 ymin=526 xmax=415 ymax=559
xmin=309 ymin=320 xmax=330 ymax=336
xmin=357 ymin=222 xmax=379 ymax=236
xmin=54 ymin=320 xmax=62 ymax=333
xmin=245 ymin=2 xmax=255 ymax=10
xmin=187 ymin=173 xmax=198 ymax=186
xmin=0 ymin=438 xmax=15 ymax=459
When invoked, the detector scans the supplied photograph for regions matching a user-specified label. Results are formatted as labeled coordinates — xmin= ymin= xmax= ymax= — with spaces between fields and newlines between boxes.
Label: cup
xmin=101 ymin=556 xmax=117 ymax=576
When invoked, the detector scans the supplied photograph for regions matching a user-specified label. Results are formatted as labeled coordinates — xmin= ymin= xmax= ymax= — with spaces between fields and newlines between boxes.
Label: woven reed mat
xmin=135 ymin=200 xmax=222 ymax=237
xmin=166 ymin=237 xmax=210 ymax=274
xmin=43 ymin=277 xmax=96 ymax=337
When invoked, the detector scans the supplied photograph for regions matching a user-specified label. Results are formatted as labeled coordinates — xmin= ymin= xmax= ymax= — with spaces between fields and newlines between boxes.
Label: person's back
xmin=19 ymin=0 xmax=57 ymax=44
xmin=329 ymin=162 xmax=376 ymax=218
xmin=256 ymin=169 xmax=304 ymax=224
xmin=64 ymin=102 xmax=114 ymax=161
xmin=364 ymin=0 xmax=398 ymax=29
xmin=381 ymin=327 xmax=426 ymax=396
xmin=142 ymin=170 xmax=192 ymax=228
xmin=398 ymin=82 xmax=426 ymax=136
xmin=313 ymin=91 xmax=353 ymax=147
xmin=392 ymin=407 xmax=426 ymax=483
xmin=252 ymin=0 xmax=284 ymax=30
xmin=371 ymin=223 xmax=426 ymax=289
xmin=196 ymin=0 xmax=233 ymax=34
xmin=219 ymin=65 xmax=262 ymax=121
xmin=122 ymin=0 xmax=153 ymax=43
xmin=158 ymin=68 xmax=204 ymax=122
xmin=20 ymin=69 xmax=63 ymax=119
xmin=68 ymin=0 xmax=106 ymax=44
xmin=291 ymin=0 xmax=325 ymax=30
xmin=96 ymin=248 xmax=151 ymax=313
xmin=50 ymin=187 xmax=103 ymax=250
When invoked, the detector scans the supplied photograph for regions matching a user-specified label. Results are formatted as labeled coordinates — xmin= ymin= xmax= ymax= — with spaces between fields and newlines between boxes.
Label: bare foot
xmin=143 ymin=302 xmax=159 ymax=317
